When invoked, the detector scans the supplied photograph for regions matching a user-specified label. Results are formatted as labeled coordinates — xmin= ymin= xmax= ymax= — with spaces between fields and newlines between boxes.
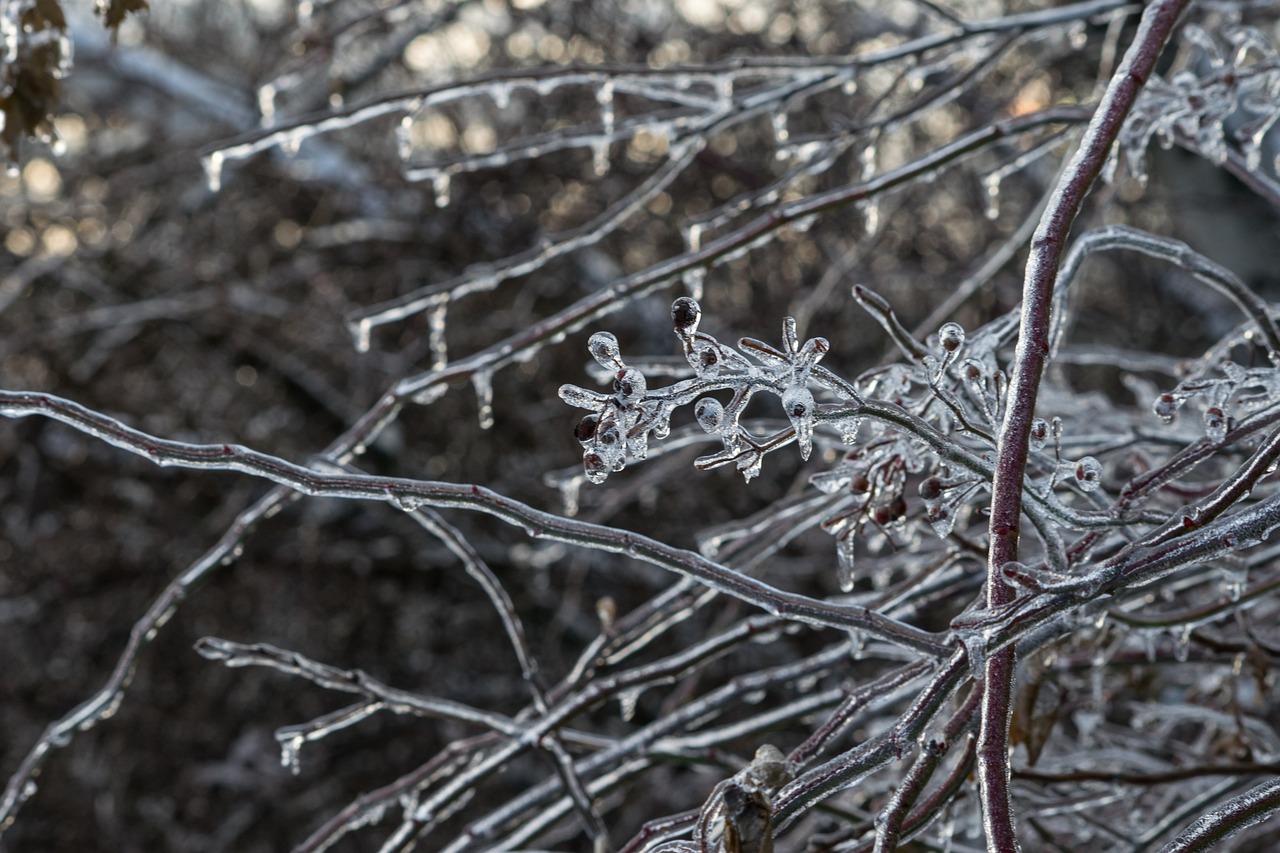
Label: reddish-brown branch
xmin=977 ymin=1 xmax=1192 ymax=849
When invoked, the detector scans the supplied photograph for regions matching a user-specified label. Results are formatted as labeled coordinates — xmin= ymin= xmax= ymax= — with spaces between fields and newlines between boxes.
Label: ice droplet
xmin=672 ymin=296 xmax=701 ymax=336
xmin=1029 ymin=418 xmax=1049 ymax=451
xmin=472 ymin=370 xmax=495 ymax=429
xmin=927 ymin=502 xmax=956 ymax=538
xmin=583 ymin=451 xmax=609 ymax=485
xmin=1204 ymin=406 xmax=1229 ymax=442
xmin=833 ymin=416 xmax=862 ymax=445
xmin=737 ymin=451 xmax=764 ymax=481
xmin=937 ymin=322 xmax=965 ymax=354
xmin=695 ymin=397 xmax=724 ymax=433
xmin=588 ymin=331 xmax=624 ymax=370
xmin=1153 ymin=393 xmax=1179 ymax=423
xmin=613 ymin=367 xmax=647 ymax=404
xmin=393 ymin=493 xmax=423 ymax=512
xmin=1074 ymin=456 xmax=1102 ymax=492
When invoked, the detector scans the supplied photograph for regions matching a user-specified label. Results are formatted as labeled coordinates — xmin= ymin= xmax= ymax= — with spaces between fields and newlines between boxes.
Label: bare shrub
xmin=4 ymin=0 xmax=1280 ymax=850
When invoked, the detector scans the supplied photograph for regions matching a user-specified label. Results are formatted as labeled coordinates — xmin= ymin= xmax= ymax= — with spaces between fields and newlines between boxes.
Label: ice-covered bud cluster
xmin=1152 ymin=360 xmax=1280 ymax=441
xmin=562 ymin=297 xmax=858 ymax=486
xmin=1119 ymin=24 xmax=1280 ymax=182
xmin=560 ymin=331 xmax=673 ymax=484
xmin=917 ymin=465 xmax=984 ymax=538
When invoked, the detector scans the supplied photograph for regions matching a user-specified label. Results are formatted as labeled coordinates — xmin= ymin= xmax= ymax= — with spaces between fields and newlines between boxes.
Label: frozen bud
xmin=1074 ymin=456 xmax=1102 ymax=492
xmin=695 ymin=397 xmax=725 ymax=433
xmin=597 ymin=422 xmax=622 ymax=446
xmin=574 ymin=413 xmax=599 ymax=443
xmin=588 ymin=331 xmax=624 ymax=369
xmin=873 ymin=495 xmax=907 ymax=525
xmin=919 ymin=475 xmax=944 ymax=502
xmin=613 ymin=368 xmax=647 ymax=404
xmin=1029 ymin=418 xmax=1049 ymax=451
xmin=583 ymin=452 xmax=609 ymax=484
xmin=1204 ymin=406 xmax=1229 ymax=443
xmin=693 ymin=344 xmax=720 ymax=376
xmin=962 ymin=358 xmax=984 ymax=381
xmin=850 ymin=473 xmax=871 ymax=494
xmin=1153 ymin=393 xmax=1179 ymax=424
xmin=671 ymin=297 xmax=701 ymax=335
xmin=781 ymin=386 xmax=816 ymax=460
xmin=781 ymin=386 xmax=814 ymax=420
xmin=937 ymin=322 xmax=965 ymax=353
xmin=927 ymin=503 xmax=956 ymax=538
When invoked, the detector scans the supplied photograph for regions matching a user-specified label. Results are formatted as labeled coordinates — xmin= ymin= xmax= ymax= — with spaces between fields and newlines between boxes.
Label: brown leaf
xmin=101 ymin=0 xmax=149 ymax=31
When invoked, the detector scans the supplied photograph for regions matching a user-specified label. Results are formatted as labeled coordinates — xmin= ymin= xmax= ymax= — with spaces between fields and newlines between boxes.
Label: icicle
xmin=771 ymin=111 xmax=789 ymax=145
xmin=281 ymin=130 xmax=303 ymax=156
xmin=559 ymin=478 xmax=581 ymax=517
xmin=258 ymin=82 xmax=277 ymax=126
xmin=617 ymin=687 xmax=641 ymax=722
xmin=715 ymin=75 xmax=733 ymax=107
xmin=203 ymin=151 xmax=225 ymax=193
xmin=472 ymin=369 xmax=495 ymax=429
xmin=490 ymin=82 xmax=512 ymax=110
xmin=781 ymin=386 xmax=816 ymax=460
xmin=432 ymin=171 xmax=452 ymax=207
xmin=597 ymin=81 xmax=615 ymax=136
xmin=982 ymin=173 xmax=1001 ymax=221
xmin=683 ymin=266 xmax=706 ymax=301
xmin=836 ymin=534 xmax=856 ymax=593
xmin=1173 ymin=624 xmax=1192 ymax=662
xmin=684 ymin=222 xmax=703 ymax=252
xmin=428 ymin=302 xmax=448 ymax=370
xmin=591 ymin=138 xmax=610 ymax=176
xmin=354 ymin=317 xmax=373 ymax=353
xmin=1101 ymin=142 xmax=1120 ymax=184
xmin=279 ymin=733 xmax=304 ymax=775
xmin=396 ymin=113 xmax=415 ymax=161
xmin=956 ymin=630 xmax=987 ymax=681
xmin=862 ymin=201 xmax=880 ymax=236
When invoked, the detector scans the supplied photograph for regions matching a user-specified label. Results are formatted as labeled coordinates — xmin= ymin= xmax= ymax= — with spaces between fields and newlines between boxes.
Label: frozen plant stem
xmin=977 ymin=1 xmax=1190 ymax=850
